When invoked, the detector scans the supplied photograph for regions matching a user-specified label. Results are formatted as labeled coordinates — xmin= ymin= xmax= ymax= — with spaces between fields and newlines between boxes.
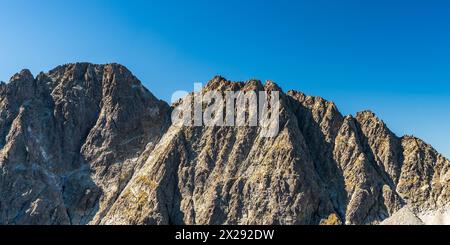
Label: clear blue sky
xmin=1 ymin=0 xmax=449 ymax=157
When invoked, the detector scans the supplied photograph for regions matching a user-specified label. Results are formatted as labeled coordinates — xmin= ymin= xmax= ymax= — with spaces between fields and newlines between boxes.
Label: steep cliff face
xmin=102 ymin=78 xmax=340 ymax=225
xmin=0 ymin=63 xmax=448 ymax=225
xmin=0 ymin=63 xmax=170 ymax=224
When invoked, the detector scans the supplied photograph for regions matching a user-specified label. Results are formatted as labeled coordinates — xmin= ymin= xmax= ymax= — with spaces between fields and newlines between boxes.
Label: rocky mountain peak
xmin=264 ymin=80 xmax=282 ymax=92
xmin=0 ymin=63 xmax=170 ymax=225
xmin=204 ymin=76 xmax=266 ymax=93
xmin=45 ymin=63 xmax=137 ymax=88
xmin=356 ymin=110 xmax=388 ymax=130
xmin=0 ymin=63 xmax=448 ymax=225
xmin=10 ymin=69 xmax=34 ymax=82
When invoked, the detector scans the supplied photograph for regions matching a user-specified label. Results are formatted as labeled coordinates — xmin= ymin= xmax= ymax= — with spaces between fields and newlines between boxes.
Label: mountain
xmin=0 ymin=63 xmax=448 ymax=225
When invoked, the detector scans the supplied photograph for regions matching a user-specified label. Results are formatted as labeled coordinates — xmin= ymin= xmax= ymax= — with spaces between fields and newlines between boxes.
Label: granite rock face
xmin=0 ymin=63 xmax=170 ymax=224
xmin=0 ymin=63 xmax=448 ymax=225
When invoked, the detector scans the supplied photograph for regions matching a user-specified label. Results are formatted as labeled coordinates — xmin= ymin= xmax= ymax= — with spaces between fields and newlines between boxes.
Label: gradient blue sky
xmin=0 ymin=0 xmax=449 ymax=157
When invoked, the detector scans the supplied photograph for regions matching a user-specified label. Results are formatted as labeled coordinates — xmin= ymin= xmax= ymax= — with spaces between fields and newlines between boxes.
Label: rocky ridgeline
xmin=0 ymin=63 xmax=448 ymax=225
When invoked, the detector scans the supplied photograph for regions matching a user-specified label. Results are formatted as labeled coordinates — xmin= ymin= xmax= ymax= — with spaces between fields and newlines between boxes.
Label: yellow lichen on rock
xmin=320 ymin=213 xmax=342 ymax=225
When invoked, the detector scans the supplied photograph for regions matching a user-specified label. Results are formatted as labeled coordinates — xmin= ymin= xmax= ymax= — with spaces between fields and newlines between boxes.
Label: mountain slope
xmin=0 ymin=63 xmax=170 ymax=224
xmin=0 ymin=63 xmax=448 ymax=225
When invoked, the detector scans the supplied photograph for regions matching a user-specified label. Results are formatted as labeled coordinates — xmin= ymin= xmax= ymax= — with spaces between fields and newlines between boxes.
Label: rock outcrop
xmin=0 ymin=63 xmax=448 ymax=225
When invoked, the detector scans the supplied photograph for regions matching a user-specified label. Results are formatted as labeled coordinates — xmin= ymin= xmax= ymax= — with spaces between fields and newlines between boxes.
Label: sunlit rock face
xmin=0 ymin=63 xmax=448 ymax=225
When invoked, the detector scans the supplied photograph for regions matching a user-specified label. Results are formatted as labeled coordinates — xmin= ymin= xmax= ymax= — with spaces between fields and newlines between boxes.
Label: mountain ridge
xmin=0 ymin=63 xmax=448 ymax=225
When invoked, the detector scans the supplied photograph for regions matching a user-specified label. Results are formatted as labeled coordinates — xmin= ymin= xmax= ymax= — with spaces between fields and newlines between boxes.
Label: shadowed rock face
xmin=0 ymin=63 xmax=170 ymax=224
xmin=0 ymin=63 xmax=448 ymax=225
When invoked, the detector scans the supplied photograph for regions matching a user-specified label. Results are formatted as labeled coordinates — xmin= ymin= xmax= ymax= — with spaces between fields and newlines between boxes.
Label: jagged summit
xmin=264 ymin=80 xmax=283 ymax=92
xmin=45 ymin=63 xmax=136 ymax=85
xmin=48 ymin=62 xmax=129 ymax=73
xmin=204 ymin=75 xmax=286 ymax=94
xmin=0 ymin=63 xmax=448 ymax=225
xmin=204 ymin=75 xmax=265 ymax=92
xmin=10 ymin=69 xmax=34 ymax=81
